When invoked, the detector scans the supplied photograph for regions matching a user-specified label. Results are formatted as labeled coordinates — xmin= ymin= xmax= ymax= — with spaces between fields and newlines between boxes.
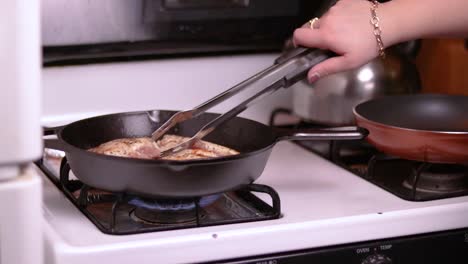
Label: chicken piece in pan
xmin=88 ymin=135 xmax=239 ymax=161
xmin=88 ymin=137 xmax=161 ymax=159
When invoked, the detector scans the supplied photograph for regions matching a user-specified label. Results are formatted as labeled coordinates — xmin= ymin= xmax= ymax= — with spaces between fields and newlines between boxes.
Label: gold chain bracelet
xmin=369 ymin=0 xmax=386 ymax=59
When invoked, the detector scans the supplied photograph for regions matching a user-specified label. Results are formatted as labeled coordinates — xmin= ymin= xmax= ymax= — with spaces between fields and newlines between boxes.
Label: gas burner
xmin=403 ymin=164 xmax=468 ymax=194
xmin=364 ymin=154 xmax=468 ymax=201
xmin=128 ymin=195 xmax=220 ymax=225
xmin=36 ymin=156 xmax=281 ymax=235
xmin=131 ymin=207 xmax=200 ymax=225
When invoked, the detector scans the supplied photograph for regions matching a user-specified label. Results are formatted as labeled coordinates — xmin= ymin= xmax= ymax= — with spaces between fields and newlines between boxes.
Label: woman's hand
xmin=293 ymin=0 xmax=468 ymax=83
xmin=293 ymin=0 xmax=384 ymax=83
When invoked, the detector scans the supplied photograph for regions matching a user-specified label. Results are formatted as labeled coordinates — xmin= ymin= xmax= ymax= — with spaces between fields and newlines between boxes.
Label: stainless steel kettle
xmin=291 ymin=41 xmax=421 ymax=125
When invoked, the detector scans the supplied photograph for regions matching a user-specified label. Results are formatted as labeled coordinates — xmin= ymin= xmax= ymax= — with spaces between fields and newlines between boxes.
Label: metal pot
xmin=291 ymin=42 xmax=422 ymax=125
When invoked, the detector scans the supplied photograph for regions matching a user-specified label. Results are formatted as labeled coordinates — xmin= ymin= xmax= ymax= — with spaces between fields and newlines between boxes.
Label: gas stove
xmin=270 ymin=108 xmax=468 ymax=201
xmin=38 ymin=140 xmax=468 ymax=263
xmin=39 ymin=55 xmax=468 ymax=264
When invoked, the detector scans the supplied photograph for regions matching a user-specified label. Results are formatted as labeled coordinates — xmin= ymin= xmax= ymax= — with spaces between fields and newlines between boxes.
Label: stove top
xmin=39 ymin=142 xmax=468 ymax=264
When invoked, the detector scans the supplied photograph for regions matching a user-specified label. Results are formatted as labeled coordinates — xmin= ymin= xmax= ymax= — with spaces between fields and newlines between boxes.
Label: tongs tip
xmin=158 ymin=137 xmax=197 ymax=158
xmin=151 ymin=130 xmax=164 ymax=142
xmin=151 ymin=110 xmax=194 ymax=142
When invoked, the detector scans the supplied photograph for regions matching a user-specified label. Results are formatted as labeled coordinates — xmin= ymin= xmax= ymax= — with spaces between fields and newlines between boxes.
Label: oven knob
xmin=361 ymin=254 xmax=393 ymax=264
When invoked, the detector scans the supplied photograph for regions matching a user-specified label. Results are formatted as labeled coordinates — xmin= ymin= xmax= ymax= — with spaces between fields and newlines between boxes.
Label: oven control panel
xmin=221 ymin=228 xmax=468 ymax=264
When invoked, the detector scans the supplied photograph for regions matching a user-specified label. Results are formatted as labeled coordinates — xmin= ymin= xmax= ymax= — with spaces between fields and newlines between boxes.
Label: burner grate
xmin=37 ymin=157 xmax=281 ymax=235
xmin=366 ymin=154 xmax=468 ymax=201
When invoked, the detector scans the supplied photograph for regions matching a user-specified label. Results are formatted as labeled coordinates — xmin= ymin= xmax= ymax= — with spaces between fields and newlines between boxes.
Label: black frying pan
xmin=45 ymin=94 xmax=468 ymax=199
xmin=44 ymin=110 xmax=365 ymax=199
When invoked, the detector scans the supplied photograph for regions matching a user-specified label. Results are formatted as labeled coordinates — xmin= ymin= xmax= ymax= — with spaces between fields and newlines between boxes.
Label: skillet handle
xmin=275 ymin=126 xmax=368 ymax=142
xmin=43 ymin=126 xmax=67 ymax=151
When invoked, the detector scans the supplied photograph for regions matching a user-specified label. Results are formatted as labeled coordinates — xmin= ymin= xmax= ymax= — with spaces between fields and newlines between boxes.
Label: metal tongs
xmin=153 ymin=47 xmax=335 ymax=158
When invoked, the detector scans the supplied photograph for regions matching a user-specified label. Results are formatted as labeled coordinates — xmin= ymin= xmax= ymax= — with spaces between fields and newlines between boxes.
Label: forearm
xmin=381 ymin=0 xmax=468 ymax=47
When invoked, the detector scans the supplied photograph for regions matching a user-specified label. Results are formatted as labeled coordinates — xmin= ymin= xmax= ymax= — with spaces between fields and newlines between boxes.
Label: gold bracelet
xmin=369 ymin=0 xmax=386 ymax=59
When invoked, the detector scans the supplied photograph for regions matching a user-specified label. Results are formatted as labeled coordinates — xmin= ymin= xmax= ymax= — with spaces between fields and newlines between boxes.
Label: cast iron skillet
xmin=44 ymin=110 xmax=364 ymax=199
xmin=44 ymin=94 xmax=468 ymax=199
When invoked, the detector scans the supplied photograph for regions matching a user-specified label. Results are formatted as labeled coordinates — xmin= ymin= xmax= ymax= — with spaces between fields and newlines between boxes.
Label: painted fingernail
xmin=308 ymin=72 xmax=321 ymax=83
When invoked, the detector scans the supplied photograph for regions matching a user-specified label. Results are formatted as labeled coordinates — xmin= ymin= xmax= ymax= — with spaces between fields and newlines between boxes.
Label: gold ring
xmin=308 ymin=17 xmax=320 ymax=29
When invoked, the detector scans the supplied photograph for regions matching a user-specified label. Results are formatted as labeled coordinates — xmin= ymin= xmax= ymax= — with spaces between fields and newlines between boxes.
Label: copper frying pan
xmin=354 ymin=94 xmax=468 ymax=164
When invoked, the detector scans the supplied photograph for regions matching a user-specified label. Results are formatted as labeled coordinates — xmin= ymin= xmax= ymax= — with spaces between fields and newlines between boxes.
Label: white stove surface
xmin=40 ymin=142 xmax=468 ymax=264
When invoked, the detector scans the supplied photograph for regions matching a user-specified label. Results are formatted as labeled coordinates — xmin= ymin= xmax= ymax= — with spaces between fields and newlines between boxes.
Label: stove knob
xmin=361 ymin=254 xmax=393 ymax=264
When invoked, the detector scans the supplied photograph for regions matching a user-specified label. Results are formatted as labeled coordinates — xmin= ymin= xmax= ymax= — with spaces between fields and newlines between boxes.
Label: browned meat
xmin=88 ymin=135 xmax=239 ymax=161
xmin=88 ymin=137 xmax=161 ymax=159
xmin=155 ymin=135 xmax=239 ymax=160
